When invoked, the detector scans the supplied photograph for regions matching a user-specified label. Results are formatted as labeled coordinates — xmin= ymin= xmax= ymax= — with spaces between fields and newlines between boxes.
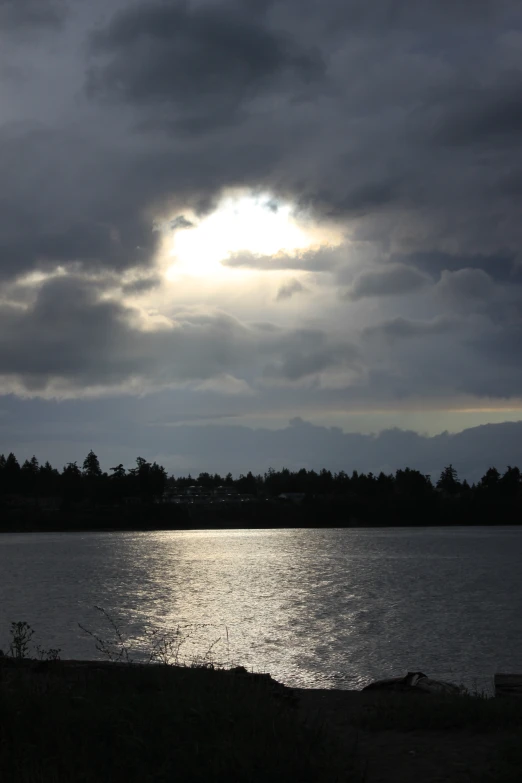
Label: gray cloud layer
xmin=0 ymin=276 xmax=359 ymax=394
xmin=1 ymin=0 xmax=522 ymax=418
xmin=347 ymin=264 xmax=431 ymax=300
xmin=0 ymin=0 xmax=67 ymax=29
xmin=1 ymin=401 xmax=521 ymax=482
xmin=87 ymin=0 xmax=324 ymax=132
xmin=362 ymin=316 xmax=458 ymax=342
xmin=276 ymin=278 xmax=307 ymax=301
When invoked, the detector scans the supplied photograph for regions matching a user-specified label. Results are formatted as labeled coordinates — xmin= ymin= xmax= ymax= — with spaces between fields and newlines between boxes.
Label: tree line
xmin=0 ymin=451 xmax=521 ymax=526
xmin=0 ymin=451 xmax=167 ymax=506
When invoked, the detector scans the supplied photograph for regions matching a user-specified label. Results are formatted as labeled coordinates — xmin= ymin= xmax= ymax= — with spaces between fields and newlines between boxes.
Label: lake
xmin=1 ymin=527 xmax=521 ymax=692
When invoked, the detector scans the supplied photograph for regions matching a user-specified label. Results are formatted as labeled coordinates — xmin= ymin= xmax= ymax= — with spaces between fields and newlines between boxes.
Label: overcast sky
xmin=1 ymin=0 xmax=522 ymax=478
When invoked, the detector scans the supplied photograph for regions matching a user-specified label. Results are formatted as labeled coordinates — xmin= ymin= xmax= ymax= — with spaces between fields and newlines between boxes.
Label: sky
xmin=1 ymin=0 xmax=522 ymax=479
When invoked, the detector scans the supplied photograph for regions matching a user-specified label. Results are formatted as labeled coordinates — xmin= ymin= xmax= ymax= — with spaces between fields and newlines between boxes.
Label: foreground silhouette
xmin=2 ymin=654 xmax=522 ymax=782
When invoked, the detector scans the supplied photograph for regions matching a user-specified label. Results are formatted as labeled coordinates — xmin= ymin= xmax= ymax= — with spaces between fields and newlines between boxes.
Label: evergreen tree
xmin=500 ymin=466 xmax=521 ymax=496
xmin=236 ymin=471 xmax=258 ymax=495
xmin=4 ymin=453 xmax=21 ymax=494
xmin=110 ymin=464 xmax=126 ymax=479
xmin=61 ymin=462 xmax=83 ymax=504
xmin=2 ymin=446 xmax=522 ymax=530
xmin=479 ymin=467 xmax=500 ymax=490
xmin=0 ymin=454 xmax=6 ymax=495
xmin=436 ymin=464 xmax=461 ymax=495
xmin=127 ymin=457 xmax=166 ymax=501
xmin=39 ymin=461 xmax=60 ymax=497
xmin=21 ymin=456 xmax=40 ymax=496
xmin=83 ymin=450 xmax=102 ymax=478
xmin=197 ymin=472 xmax=213 ymax=489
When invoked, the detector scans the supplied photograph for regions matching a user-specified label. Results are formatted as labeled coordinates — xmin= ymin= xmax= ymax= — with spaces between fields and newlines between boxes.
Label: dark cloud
xmin=4 ymin=0 xmax=522 ymax=283
xmin=347 ymin=264 xmax=431 ymax=300
xmin=437 ymin=268 xmax=494 ymax=302
xmin=311 ymin=180 xmax=402 ymax=218
xmin=223 ymin=247 xmax=342 ymax=272
xmin=0 ymin=0 xmax=67 ymax=28
xmin=120 ymin=276 xmax=162 ymax=295
xmin=3 ymin=269 xmax=522 ymax=402
xmin=0 ymin=277 xmax=357 ymax=393
xmin=439 ymin=81 xmax=522 ymax=149
xmin=169 ymin=215 xmax=194 ymax=231
xmin=470 ymin=323 xmax=522 ymax=376
xmin=392 ymin=252 xmax=521 ymax=285
xmin=363 ymin=316 xmax=457 ymax=342
xmin=86 ymin=0 xmax=325 ymax=131
xmin=0 ymin=0 xmax=522 ymax=431
xmin=276 ymin=278 xmax=307 ymax=301
xmin=263 ymin=329 xmax=360 ymax=381
xmin=318 ymin=0 xmax=512 ymax=32
xmin=0 ymin=126 xmax=161 ymax=279
xmin=0 ymin=118 xmax=292 ymax=279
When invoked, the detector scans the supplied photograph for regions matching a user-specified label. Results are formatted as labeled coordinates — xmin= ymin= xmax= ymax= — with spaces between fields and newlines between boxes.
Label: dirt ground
xmin=294 ymin=688 xmax=516 ymax=783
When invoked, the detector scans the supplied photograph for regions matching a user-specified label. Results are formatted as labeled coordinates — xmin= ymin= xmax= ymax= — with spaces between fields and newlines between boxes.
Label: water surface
xmin=1 ymin=527 xmax=521 ymax=691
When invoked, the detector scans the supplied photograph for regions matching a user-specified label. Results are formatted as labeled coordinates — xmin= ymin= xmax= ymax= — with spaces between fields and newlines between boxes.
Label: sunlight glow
xmin=165 ymin=193 xmax=317 ymax=280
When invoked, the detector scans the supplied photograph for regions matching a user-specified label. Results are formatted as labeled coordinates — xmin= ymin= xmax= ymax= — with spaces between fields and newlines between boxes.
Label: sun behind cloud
xmin=164 ymin=192 xmax=329 ymax=281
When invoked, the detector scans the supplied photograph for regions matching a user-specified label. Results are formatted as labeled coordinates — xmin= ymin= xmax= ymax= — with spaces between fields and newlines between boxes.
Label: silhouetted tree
xmin=39 ymin=461 xmax=60 ymax=497
xmin=479 ymin=467 xmax=501 ymax=490
xmin=128 ymin=457 xmax=167 ymax=502
xmin=2 ymin=446 xmax=522 ymax=530
xmin=501 ymin=466 xmax=521 ymax=496
xmin=236 ymin=471 xmax=259 ymax=495
xmin=437 ymin=464 xmax=461 ymax=495
xmin=83 ymin=450 xmax=102 ymax=478
xmin=21 ymin=456 xmax=40 ymax=497
xmin=61 ymin=462 xmax=83 ymax=505
xmin=0 ymin=454 xmax=6 ymax=495
xmin=4 ymin=453 xmax=21 ymax=494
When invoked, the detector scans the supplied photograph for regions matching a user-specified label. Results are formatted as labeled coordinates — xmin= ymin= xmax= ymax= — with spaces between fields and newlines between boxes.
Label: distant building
xmin=185 ymin=485 xmax=204 ymax=496
xmin=213 ymin=486 xmax=239 ymax=498
xmin=161 ymin=485 xmax=251 ymax=505
xmin=278 ymin=493 xmax=306 ymax=504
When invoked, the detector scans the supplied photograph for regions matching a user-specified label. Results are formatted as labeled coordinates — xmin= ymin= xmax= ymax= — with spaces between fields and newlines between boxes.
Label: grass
xmin=0 ymin=662 xmax=355 ymax=783
xmin=3 ymin=617 xmax=522 ymax=782
xmin=1 ymin=616 xmax=357 ymax=782
xmin=348 ymin=691 xmax=522 ymax=781
xmin=480 ymin=733 xmax=522 ymax=782
xmin=352 ymin=691 xmax=522 ymax=732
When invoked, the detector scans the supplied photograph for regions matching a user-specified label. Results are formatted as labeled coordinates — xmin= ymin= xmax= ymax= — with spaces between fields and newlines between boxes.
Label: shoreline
xmin=3 ymin=492 xmax=522 ymax=533
xmin=0 ymin=656 xmax=503 ymax=697
xmin=1 ymin=521 xmax=521 ymax=534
